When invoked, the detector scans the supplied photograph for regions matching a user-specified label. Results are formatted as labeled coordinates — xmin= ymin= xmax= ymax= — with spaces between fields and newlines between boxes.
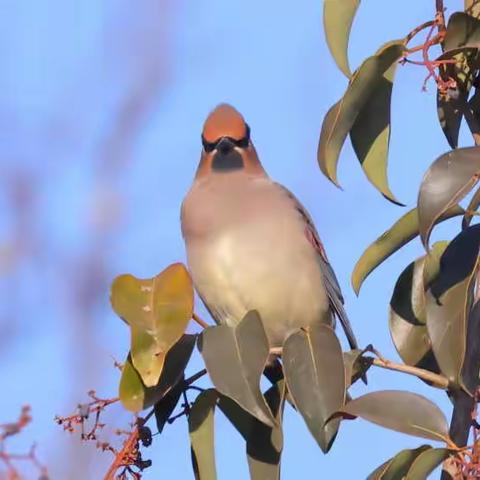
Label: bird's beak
xmin=216 ymin=137 xmax=235 ymax=154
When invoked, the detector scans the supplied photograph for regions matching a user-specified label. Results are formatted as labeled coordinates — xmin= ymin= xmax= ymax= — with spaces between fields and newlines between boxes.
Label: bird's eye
xmin=235 ymin=123 xmax=250 ymax=148
xmin=201 ymin=136 xmax=217 ymax=152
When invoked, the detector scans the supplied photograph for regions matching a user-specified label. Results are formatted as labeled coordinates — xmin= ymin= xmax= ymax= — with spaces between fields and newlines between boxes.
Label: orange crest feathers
xmin=202 ymin=104 xmax=247 ymax=143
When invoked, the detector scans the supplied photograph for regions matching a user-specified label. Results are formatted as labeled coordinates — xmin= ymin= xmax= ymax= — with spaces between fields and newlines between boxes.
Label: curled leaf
xmin=425 ymin=225 xmax=480 ymax=383
xmin=418 ymin=146 xmax=480 ymax=249
xmin=323 ymin=0 xmax=361 ymax=77
xmin=405 ymin=447 xmax=452 ymax=479
xmin=350 ymin=40 xmax=405 ymax=204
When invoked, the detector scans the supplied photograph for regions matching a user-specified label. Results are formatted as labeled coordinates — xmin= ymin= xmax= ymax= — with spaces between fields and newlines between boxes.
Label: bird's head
xmin=195 ymin=104 xmax=265 ymax=178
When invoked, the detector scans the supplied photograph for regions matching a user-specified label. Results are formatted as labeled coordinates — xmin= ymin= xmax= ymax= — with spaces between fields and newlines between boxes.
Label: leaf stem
xmin=192 ymin=312 xmax=210 ymax=329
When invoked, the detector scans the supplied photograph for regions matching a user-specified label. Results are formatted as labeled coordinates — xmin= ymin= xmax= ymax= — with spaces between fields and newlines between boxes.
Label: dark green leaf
xmin=350 ymin=40 xmax=405 ymax=204
xmin=283 ymin=325 xmax=345 ymax=452
xmin=405 ymin=447 xmax=452 ymax=479
xmin=332 ymin=390 xmax=450 ymax=442
xmin=189 ymin=389 xmax=218 ymax=480
xmin=352 ymin=206 xmax=463 ymax=294
xmin=418 ymin=147 xmax=480 ymax=249
xmin=110 ymin=263 xmax=193 ymax=386
xmin=153 ymin=375 xmax=184 ymax=433
xmin=199 ymin=310 xmax=275 ymax=427
xmin=119 ymin=334 xmax=196 ymax=412
xmin=323 ymin=0 xmax=360 ymax=77
xmin=425 ymin=225 xmax=480 ymax=383
xmin=219 ymin=381 xmax=286 ymax=480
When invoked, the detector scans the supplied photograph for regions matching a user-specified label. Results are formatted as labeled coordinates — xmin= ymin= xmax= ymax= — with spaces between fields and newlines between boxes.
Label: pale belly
xmin=186 ymin=220 xmax=332 ymax=347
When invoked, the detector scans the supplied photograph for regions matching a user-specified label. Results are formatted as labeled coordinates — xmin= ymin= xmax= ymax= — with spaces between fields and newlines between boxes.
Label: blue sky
xmin=0 ymin=1 xmax=470 ymax=478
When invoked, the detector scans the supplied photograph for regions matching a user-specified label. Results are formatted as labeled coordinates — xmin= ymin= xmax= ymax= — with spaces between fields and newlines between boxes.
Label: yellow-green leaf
xmin=318 ymin=57 xmax=382 ymax=186
xmin=405 ymin=447 xmax=452 ymax=479
xmin=352 ymin=206 xmax=463 ymax=295
xmin=350 ymin=40 xmax=405 ymax=204
xmin=110 ymin=263 xmax=193 ymax=386
xmin=119 ymin=334 xmax=196 ymax=412
xmin=189 ymin=389 xmax=218 ymax=480
xmin=323 ymin=0 xmax=361 ymax=77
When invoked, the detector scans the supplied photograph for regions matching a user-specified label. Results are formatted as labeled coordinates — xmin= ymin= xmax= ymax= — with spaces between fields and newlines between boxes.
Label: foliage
xmin=56 ymin=1 xmax=480 ymax=479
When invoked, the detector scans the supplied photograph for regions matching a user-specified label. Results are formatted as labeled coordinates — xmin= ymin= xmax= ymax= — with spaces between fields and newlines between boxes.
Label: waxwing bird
xmin=181 ymin=104 xmax=358 ymax=350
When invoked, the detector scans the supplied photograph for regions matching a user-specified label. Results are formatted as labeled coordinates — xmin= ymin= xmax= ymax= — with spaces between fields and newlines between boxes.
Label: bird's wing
xmin=276 ymin=183 xmax=358 ymax=350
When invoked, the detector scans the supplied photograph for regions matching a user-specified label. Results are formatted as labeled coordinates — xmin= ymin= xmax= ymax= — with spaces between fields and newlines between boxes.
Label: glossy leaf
xmin=119 ymin=334 xmax=196 ymax=412
xmin=418 ymin=146 xmax=480 ymax=249
xmin=350 ymin=40 xmax=405 ymax=204
xmin=189 ymin=389 xmax=218 ymax=480
xmin=425 ymin=225 xmax=480 ymax=383
xmin=323 ymin=0 xmax=360 ymax=77
xmin=405 ymin=447 xmax=452 ymax=479
xmin=352 ymin=206 xmax=463 ymax=294
xmin=199 ymin=310 xmax=275 ymax=427
xmin=219 ymin=381 xmax=286 ymax=480
xmin=111 ymin=263 xmax=193 ymax=386
xmin=283 ymin=324 xmax=345 ymax=452
xmin=381 ymin=446 xmax=431 ymax=480
xmin=389 ymin=259 xmax=434 ymax=369
xmin=332 ymin=391 xmax=450 ymax=442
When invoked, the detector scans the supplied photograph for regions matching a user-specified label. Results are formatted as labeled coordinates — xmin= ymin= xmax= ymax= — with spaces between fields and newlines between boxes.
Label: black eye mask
xmin=201 ymin=124 xmax=251 ymax=152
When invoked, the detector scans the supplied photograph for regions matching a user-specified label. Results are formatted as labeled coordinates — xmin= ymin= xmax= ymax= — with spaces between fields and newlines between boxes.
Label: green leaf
xmin=352 ymin=206 xmax=464 ymax=294
xmin=199 ymin=310 xmax=275 ymax=427
xmin=425 ymin=225 xmax=480 ymax=383
xmin=405 ymin=447 xmax=452 ymax=479
xmin=119 ymin=334 xmax=196 ymax=412
xmin=367 ymin=458 xmax=394 ymax=480
xmin=219 ymin=381 xmax=286 ymax=480
xmin=318 ymin=58 xmax=383 ymax=186
xmin=463 ymin=185 xmax=480 ymax=228
xmin=110 ymin=263 xmax=193 ymax=386
xmin=189 ymin=389 xmax=218 ymax=480
xmin=381 ymin=446 xmax=432 ymax=480
xmin=418 ymin=146 xmax=480 ymax=249
xmin=331 ymin=390 xmax=450 ymax=442
xmin=350 ymin=40 xmax=405 ymax=204
xmin=283 ymin=324 xmax=345 ymax=452
xmin=323 ymin=0 xmax=360 ymax=77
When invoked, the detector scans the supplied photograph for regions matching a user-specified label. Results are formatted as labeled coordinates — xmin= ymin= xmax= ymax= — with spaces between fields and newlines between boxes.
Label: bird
xmin=181 ymin=103 xmax=357 ymax=350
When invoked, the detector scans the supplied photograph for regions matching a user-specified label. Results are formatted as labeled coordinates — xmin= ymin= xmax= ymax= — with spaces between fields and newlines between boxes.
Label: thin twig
xmin=371 ymin=358 xmax=450 ymax=390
